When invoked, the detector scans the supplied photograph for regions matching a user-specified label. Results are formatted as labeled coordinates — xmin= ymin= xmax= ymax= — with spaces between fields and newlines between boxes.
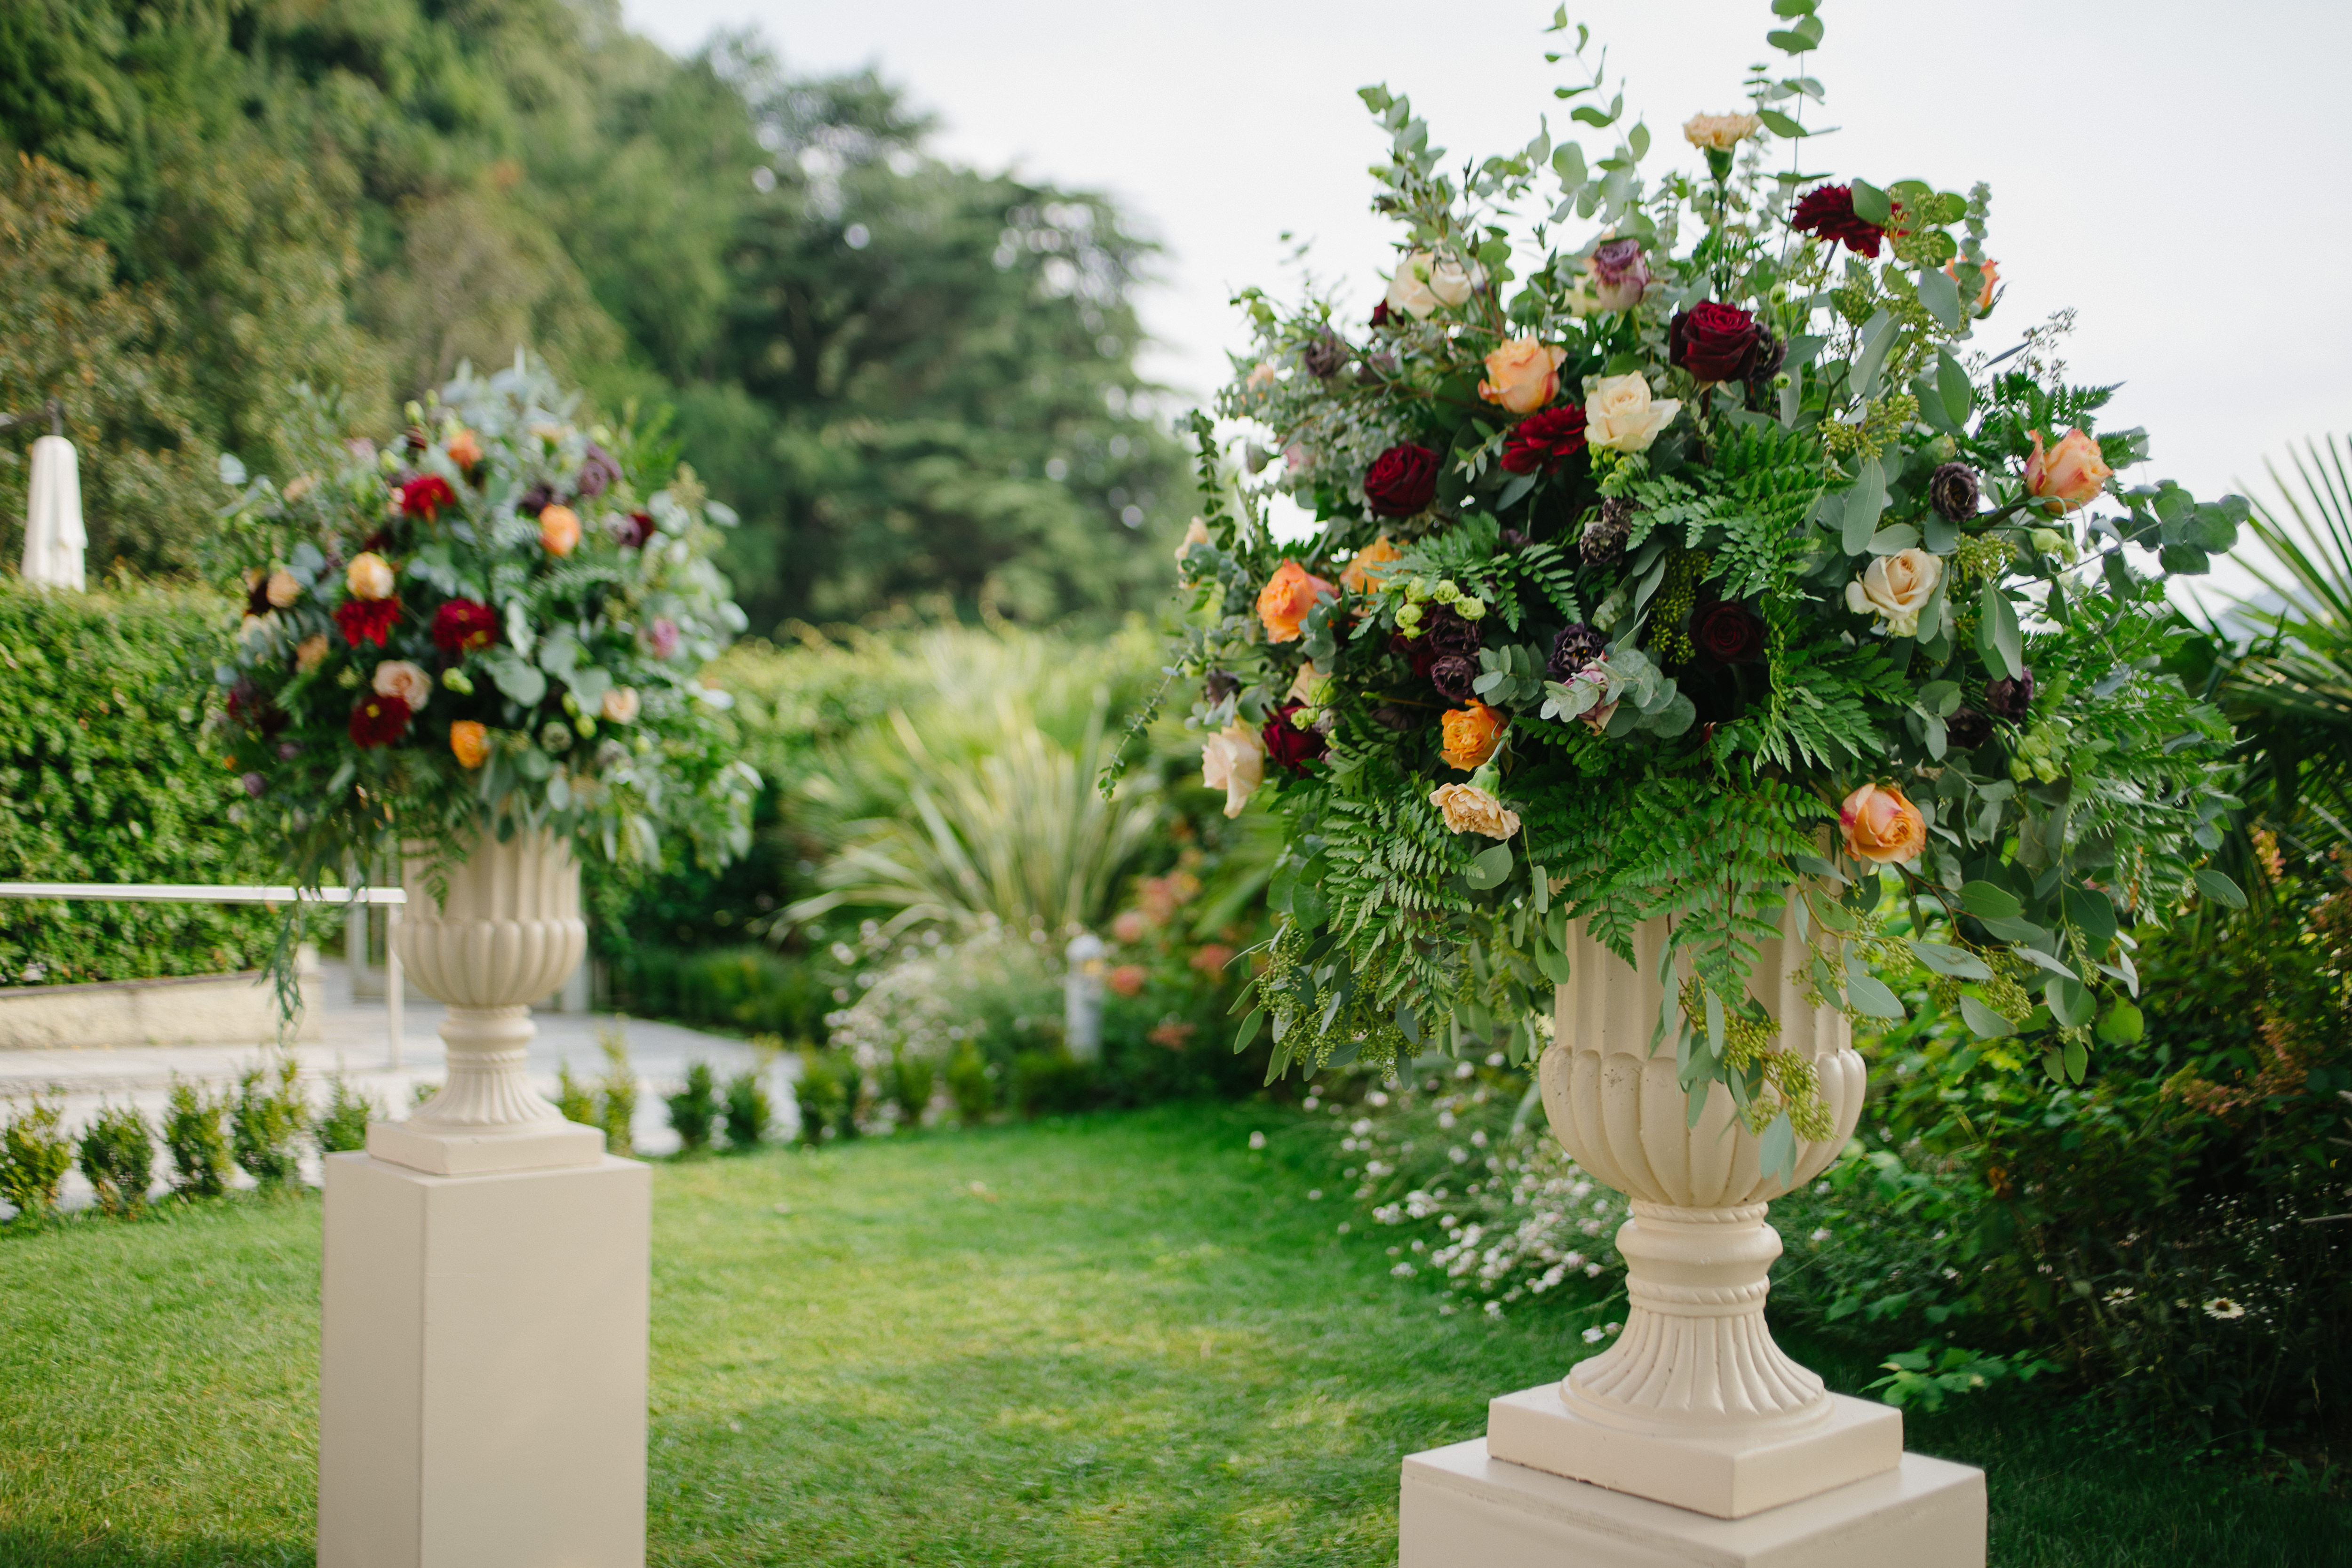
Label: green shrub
xmin=945 ymin=1042 xmax=994 ymax=1125
xmin=77 ymin=1102 xmax=155 ymax=1214
xmin=1012 ymin=1051 xmax=1092 ymax=1118
xmin=604 ymin=944 xmax=832 ymax=1042
xmin=722 ymin=1070 xmax=770 ymax=1151
xmin=315 ymin=1075 xmax=375 ymax=1155
xmin=0 ymin=1091 xmax=73 ymax=1218
xmin=555 ymin=1060 xmax=599 ymax=1128
xmin=163 ymin=1077 xmax=232 ymax=1198
xmin=0 ymin=583 xmax=305 ymax=988
xmin=888 ymin=1050 xmax=935 ymax=1128
xmin=795 ymin=1051 xmax=849 ymax=1145
xmin=231 ymin=1059 xmax=309 ymax=1186
xmin=596 ymin=1025 xmax=638 ymax=1158
xmin=666 ymin=1061 xmax=719 ymax=1154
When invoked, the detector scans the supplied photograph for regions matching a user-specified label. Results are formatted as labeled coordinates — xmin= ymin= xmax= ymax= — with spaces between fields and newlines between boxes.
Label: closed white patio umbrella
xmin=13 ymin=401 xmax=84 ymax=590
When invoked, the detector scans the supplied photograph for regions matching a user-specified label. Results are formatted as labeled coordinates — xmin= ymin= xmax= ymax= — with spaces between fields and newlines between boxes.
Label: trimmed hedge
xmin=0 ymin=582 xmax=289 ymax=986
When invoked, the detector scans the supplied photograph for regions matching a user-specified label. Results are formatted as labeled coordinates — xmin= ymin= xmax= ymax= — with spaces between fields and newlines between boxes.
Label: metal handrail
xmin=0 ymin=881 xmax=408 ymax=1066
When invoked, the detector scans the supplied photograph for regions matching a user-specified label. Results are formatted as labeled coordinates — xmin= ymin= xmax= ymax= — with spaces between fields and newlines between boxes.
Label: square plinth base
xmin=1488 ymin=1385 xmax=1904 ymax=1518
xmin=1402 ymin=1439 xmax=1986 ymax=1568
xmin=318 ymin=1151 xmax=651 ymax=1568
xmin=366 ymin=1116 xmax=607 ymax=1176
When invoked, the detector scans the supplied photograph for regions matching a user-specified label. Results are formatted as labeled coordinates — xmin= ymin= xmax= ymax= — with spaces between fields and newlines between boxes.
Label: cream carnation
xmin=1584 ymin=373 xmax=1681 ymax=454
xmin=1844 ymin=548 xmax=1944 ymax=638
xmin=1430 ymin=783 xmax=1521 ymax=840
xmin=1682 ymin=111 xmax=1763 ymax=152
xmin=372 ymin=660 xmax=432 ymax=711
xmin=345 ymin=551 xmax=396 ymax=601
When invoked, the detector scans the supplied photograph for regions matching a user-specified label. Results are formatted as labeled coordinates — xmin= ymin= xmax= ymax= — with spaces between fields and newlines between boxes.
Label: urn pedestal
xmin=318 ymin=831 xmax=648 ymax=1568
xmin=1399 ymin=908 xmax=1986 ymax=1567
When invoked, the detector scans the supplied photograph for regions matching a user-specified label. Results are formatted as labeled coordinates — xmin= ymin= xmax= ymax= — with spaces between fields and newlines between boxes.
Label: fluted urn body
xmin=1541 ymin=903 xmax=1866 ymax=1434
xmin=366 ymin=829 xmax=603 ymax=1175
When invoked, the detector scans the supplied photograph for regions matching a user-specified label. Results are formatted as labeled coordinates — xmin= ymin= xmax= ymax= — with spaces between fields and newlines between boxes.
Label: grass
xmin=1 ymin=1104 xmax=2346 ymax=1565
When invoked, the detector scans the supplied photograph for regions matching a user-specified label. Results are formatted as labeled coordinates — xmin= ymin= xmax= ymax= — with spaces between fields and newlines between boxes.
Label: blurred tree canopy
xmin=0 ymin=0 xmax=1184 ymax=628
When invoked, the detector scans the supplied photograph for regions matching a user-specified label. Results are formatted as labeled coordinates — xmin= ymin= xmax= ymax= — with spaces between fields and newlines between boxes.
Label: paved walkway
xmin=0 ymin=960 xmax=797 ymax=1210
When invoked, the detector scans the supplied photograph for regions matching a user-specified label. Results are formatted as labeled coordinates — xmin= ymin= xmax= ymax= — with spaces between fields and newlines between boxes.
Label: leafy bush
xmin=795 ymin=1051 xmax=850 ymax=1145
xmin=887 ymin=1052 xmax=935 ymax=1128
xmin=945 ymin=1043 xmax=994 ymax=1126
xmin=77 ymin=1102 xmax=155 ymax=1214
xmin=596 ymin=1027 xmax=640 ymax=1159
xmin=315 ymin=1075 xmax=375 ymax=1155
xmin=231 ymin=1059 xmax=308 ymax=1186
xmin=722 ymin=1070 xmax=771 ymax=1151
xmin=163 ymin=1077 xmax=232 ymax=1198
xmin=605 ymin=944 xmax=833 ymax=1042
xmin=665 ymin=1062 xmax=719 ymax=1154
xmin=555 ymin=1060 xmax=600 ymax=1129
xmin=1011 ymin=1051 xmax=1093 ymax=1118
xmin=0 ymin=582 xmax=297 ymax=988
xmin=0 ymin=1092 xmax=73 ymax=1219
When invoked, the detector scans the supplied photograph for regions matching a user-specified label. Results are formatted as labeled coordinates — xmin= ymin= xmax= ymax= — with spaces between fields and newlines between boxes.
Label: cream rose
xmin=1844 ymin=548 xmax=1944 ymax=638
xmin=1384 ymin=251 xmax=1479 ymax=319
xmin=1176 ymin=517 xmax=1209 ymax=561
xmin=265 ymin=569 xmax=302 ymax=608
xmin=1478 ymin=339 xmax=1567 ymax=414
xmin=1200 ymin=719 xmax=1267 ymax=820
xmin=295 ymin=632 xmax=330 ymax=673
xmin=1286 ymin=661 xmax=1328 ymax=709
xmin=1583 ymin=373 xmax=1681 ymax=454
xmin=372 ymin=660 xmax=432 ymax=711
xmin=1430 ymin=782 xmax=1521 ymax=841
xmin=1682 ymin=111 xmax=1763 ymax=152
xmin=601 ymin=686 xmax=642 ymax=724
xmin=345 ymin=551 xmax=396 ymax=601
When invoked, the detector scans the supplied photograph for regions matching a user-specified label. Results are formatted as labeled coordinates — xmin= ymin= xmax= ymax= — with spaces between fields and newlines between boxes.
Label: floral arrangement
xmin=1150 ymin=1 xmax=2249 ymax=1158
xmin=212 ymin=361 xmax=758 ymax=903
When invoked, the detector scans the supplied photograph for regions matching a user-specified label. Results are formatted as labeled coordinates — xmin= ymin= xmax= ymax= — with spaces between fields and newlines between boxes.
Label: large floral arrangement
xmin=212 ymin=361 xmax=757 ymax=900
xmin=1153 ymin=1 xmax=2249 ymax=1160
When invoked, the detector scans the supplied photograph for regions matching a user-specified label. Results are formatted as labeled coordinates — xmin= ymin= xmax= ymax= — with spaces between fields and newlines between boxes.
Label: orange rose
xmin=1478 ymin=338 xmax=1567 ymax=415
xmin=1944 ymin=256 xmax=2000 ymax=311
xmin=1256 ymin=559 xmax=1336 ymax=644
xmin=1440 ymin=700 xmax=1507 ymax=772
xmin=2023 ymin=428 xmax=2111 ymax=516
xmin=1339 ymin=535 xmax=1403 ymax=594
xmin=1839 ymin=782 xmax=1926 ymax=864
xmin=449 ymin=720 xmax=490 ymax=770
xmin=446 ymin=428 xmax=483 ymax=468
xmin=540 ymin=503 xmax=582 ymax=556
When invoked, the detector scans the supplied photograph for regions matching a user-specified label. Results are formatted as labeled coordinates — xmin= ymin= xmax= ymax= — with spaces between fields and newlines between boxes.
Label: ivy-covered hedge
xmin=0 ymin=582 xmax=289 ymax=986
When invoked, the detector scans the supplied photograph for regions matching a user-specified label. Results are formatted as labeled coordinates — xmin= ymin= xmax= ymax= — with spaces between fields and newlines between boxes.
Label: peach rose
xmin=1584 ymin=373 xmax=1681 ymax=454
xmin=1440 ymin=700 xmax=1507 ymax=772
xmin=265 ymin=569 xmax=302 ymax=608
xmin=2024 ymin=428 xmax=2111 ymax=516
xmin=1430 ymin=782 xmax=1520 ymax=840
xmin=345 ymin=551 xmax=396 ymax=601
xmin=1945 ymin=256 xmax=2000 ymax=310
xmin=1339 ymin=535 xmax=1403 ymax=594
xmin=446 ymin=428 xmax=483 ymax=468
xmin=1843 ymin=548 xmax=1944 ymax=638
xmin=1839 ymin=782 xmax=1927 ymax=864
xmin=372 ymin=659 xmax=432 ymax=711
xmin=1245 ymin=361 xmax=1279 ymax=395
xmin=600 ymin=686 xmax=641 ymax=724
xmin=295 ymin=632 xmax=330 ymax=673
xmin=449 ymin=720 xmax=490 ymax=770
xmin=1478 ymin=339 xmax=1567 ymax=415
xmin=1256 ymin=559 xmax=1336 ymax=644
xmin=1176 ymin=517 xmax=1210 ymax=561
xmin=540 ymin=503 xmax=583 ymax=556
xmin=1201 ymin=719 xmax=1267 ymax=819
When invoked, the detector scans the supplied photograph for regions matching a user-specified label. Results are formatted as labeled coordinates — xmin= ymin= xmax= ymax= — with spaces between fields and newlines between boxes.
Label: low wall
xmin=0 ymin=968 xmax=322 ymax=1051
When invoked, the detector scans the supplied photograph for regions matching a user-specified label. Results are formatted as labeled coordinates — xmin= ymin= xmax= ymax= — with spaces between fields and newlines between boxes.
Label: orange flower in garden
xmin=2023 ymin=428 xmax=2111 ymax=516
xmin=1190 ymin=943 xmax=1236 ymax=976
xmin=1339 ymin=535 xmax=1404 ymax=594
xmin=539 ymin=503 xmax=582 ymax=557
xmin=1839 ymin=782 xmax=1927 ymax=864
xmin=1944 ymin=256 xmax=2000 ymax=311
xmin=1256 ymin=559 xmax=1336 ymax=643
xmin=449 ymin=720 xmax=490 ymax=770
xmin=1478 ymin=338 xmax=1567 ymax=414
xmin=446 ymin=428 xmax=483 ymax=469
xmin=1439 ymin=700 xmax=1507 ymax=772
xmin=1108 ymin=963 xmax=1148 ymax=998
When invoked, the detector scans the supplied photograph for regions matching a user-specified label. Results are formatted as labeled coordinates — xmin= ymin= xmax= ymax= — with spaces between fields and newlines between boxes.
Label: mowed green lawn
xmin=1 ymin=1105 xmax=2343 ymax=1566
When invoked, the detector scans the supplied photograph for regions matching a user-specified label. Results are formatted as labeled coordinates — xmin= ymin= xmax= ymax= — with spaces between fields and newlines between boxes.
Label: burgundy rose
xmin=399 ymin=474 xmax=455 ymax=520
xmin=576 ymin=443 xmax=622 ymax=499
xmin=431 ymin=598 xmax=500 ymax=655
xmin=1369 ymin=300 xmax=1394 ymax=328
xmin=334 ymin=597 xmax=402 ymax=648
xmin=517 ymin=483 xmax=555 ymax=518
xmin=1790 ymin=184 xmax=1886 ymax=258
xmin=1500 ymin=405 xmax=1590 ymax=476
xmin=1261 ymin=701 xmax=1327 ymax=775
xmin=1545 ymin=622 xmax=1605 ymax=682
xmin=1430 ymin=653 xmax=1479 ymax=703
xmin=612 ymin=510 xmax=655 ymax=549
xmin=1692 ymin=600 xmax=1764 ymax=664
xmin=1946 ymin=707 xmax=1993 ymax=750
xmin=349 ymin=692 xmax=413 ymax=748
xmin=1302 ymin=331 xmax=1348 ymax=379
xmin=1984 ymin=669 xmax=2035 ymax=721
xmin=1669 ymin=302 xmax=1770 ymax=383
xmin=1364 ymin=443 xmax=1440 ymax=517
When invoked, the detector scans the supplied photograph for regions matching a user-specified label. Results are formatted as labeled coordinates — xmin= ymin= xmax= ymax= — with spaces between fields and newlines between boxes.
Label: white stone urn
xmin=1480 ymin=898 xmax=1905 ymax=1520
xmin=364 ymin=828 xmax=605 ymax=1176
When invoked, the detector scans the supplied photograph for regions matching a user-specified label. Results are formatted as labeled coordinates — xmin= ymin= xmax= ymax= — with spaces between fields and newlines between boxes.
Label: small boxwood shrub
xmin=77 ymin=1102 xmax=155 ymax=1213
xmin=163 ymin=1077 xmax=231 ymax=1198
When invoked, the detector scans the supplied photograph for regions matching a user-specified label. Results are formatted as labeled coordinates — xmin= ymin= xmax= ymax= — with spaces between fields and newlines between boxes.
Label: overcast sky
xmin=619 ymin=0 xmax=2352 ymax=597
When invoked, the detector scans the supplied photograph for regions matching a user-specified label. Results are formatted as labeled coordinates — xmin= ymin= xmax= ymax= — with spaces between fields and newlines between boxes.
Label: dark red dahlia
xmin=1692 ymin=600 xmax=1765 ymax=664
xmin=1261 ymin=701 xmax=1328 ymax=775
xmin=334 ymin=597 xmax=403 ymax=648
xmin=1790 ymin=184 xmax=1886 ymax=258
xmin=614 ymin=511 xmax=655 ymax=549
xmin=349 ymin=693 xmax=413 ymax=748
xmin=1500 ymin=405 xmax=1589 ymax=476
xmin=431 ymin=598 xmax=500 ymax=655
xmin=1364 ymin=443 xmax=1440 ymax=517
xmin=399 ymin=474 xmax=455 ymax=520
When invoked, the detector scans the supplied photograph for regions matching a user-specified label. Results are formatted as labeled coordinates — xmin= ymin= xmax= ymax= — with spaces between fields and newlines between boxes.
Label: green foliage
xmin=0 ymin=582 xmax=290 ymax=988
xmin=230 ymin=1059 xmax=308 ymax=1187
xmin=794 ymin=1050 xmax=851 ymax=1145
xmin=596 ymin=1024 xmax=638 ymax=1159
xmin=887 ymin=1051 xmax=936 ymax=1129
xmin=1012 ymin=1051 xmax=1094 ymax=1118
xmin=0 ymin=1091 xmax=72 ymax=1219
xmin=1865 ymin=1343 xmax=2057 ymax=1413
xmin=945 ymin=1042 xmax=994 ymax=1126
xmin=556 ymin=1059 xmax=600 ymax=1129
xmin=722 ymin=1069 xmax=771 ymax=1152
xmin=666 ymin=1061 xmax=720 ymax=1154
xmin=606 ymin=944 xmax=833 ymax=1042
xmin=76 ymin=1101 xmax=155 ymax=1214
xmin=315 ymin=1075 xmax=375 ymax=1156
xmin=163 ymin=1076 xmax=231 ymax=1199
